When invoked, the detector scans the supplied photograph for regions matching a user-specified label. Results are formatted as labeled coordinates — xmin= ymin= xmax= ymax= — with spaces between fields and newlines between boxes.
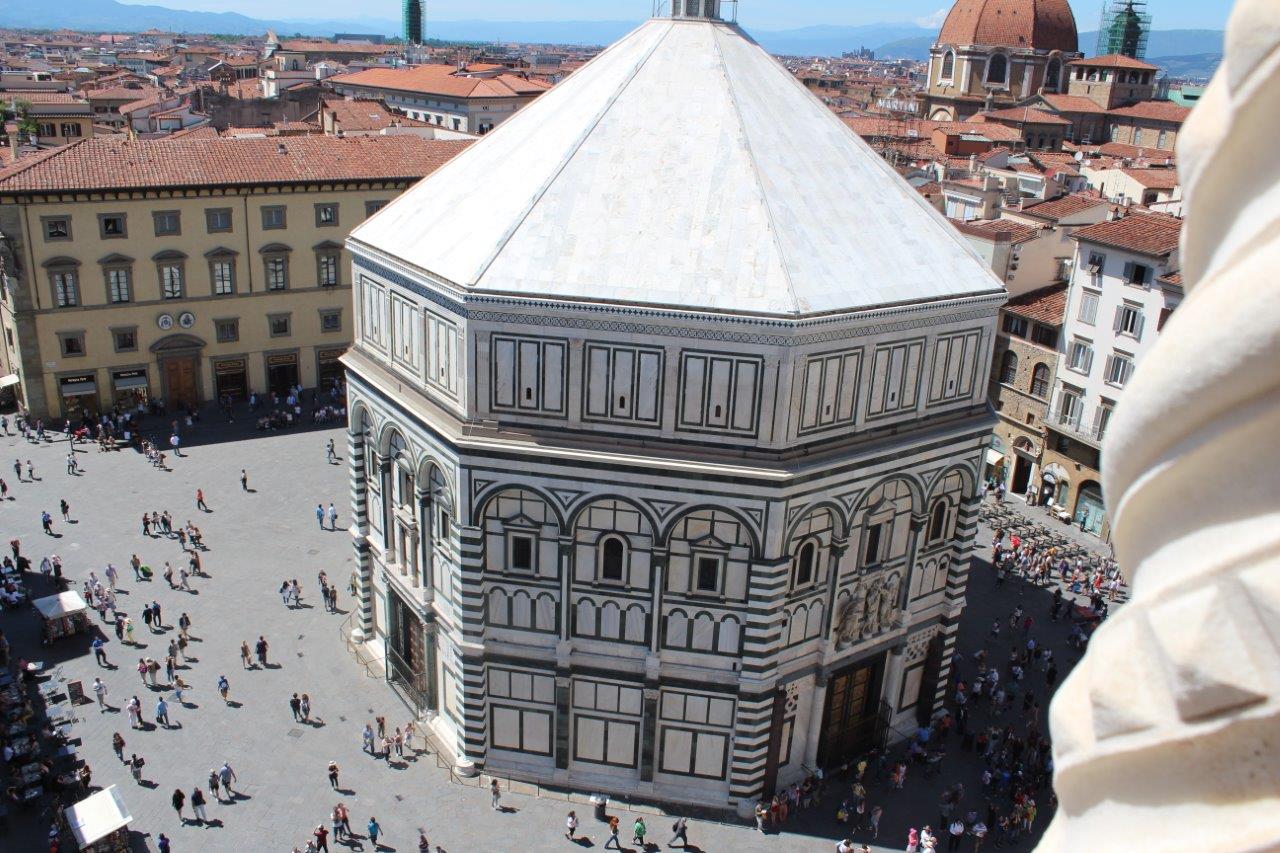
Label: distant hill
xmin=1148 ymin=53 xmax=1223 ymax=81
xmin=0 ymin=0 xmax=390 ymax=38
xmin=875 ymin=28 xmax=1225 ymax=63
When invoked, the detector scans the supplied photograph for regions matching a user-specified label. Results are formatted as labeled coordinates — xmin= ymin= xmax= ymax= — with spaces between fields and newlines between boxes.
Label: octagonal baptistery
xmin=343 ymin=0 xmax=1005 ymax=815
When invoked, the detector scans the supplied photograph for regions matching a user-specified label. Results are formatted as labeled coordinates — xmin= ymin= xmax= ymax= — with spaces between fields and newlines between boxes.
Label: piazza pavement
xmin=0 ymin=407 xmax=1112 ymax=852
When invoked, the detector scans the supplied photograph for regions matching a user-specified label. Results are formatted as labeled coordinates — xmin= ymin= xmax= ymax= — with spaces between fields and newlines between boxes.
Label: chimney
xmin=277 ymin=141 xmax=286 ymax=154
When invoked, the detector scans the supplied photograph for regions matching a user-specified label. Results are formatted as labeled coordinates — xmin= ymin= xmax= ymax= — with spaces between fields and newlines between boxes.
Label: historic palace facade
xmin=343 ymin=1 xmax=1004 ymax=815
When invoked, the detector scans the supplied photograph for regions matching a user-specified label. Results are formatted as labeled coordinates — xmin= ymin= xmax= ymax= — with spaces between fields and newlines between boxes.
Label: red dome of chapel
xmin=937 ymin=0 xmax=1079 ymax=52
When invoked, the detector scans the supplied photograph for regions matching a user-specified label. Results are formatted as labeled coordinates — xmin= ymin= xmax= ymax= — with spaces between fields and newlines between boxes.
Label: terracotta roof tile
xmin=278 ymin=40 xmax=395 ymax=55
xmin=1067 ymin=53 xmax=1159 ymax=70
xmin=8 ymin=92 xmax=84 ymax=104
xmin=322 ymin=98 xmax=429 ymax=132
xmin=979 ymin=106 xmax=1072 ymax=125
xmin=1158 ymin=270 xmax=1182 ymax=288
xmin=938 ymin=0 xmax=1078 ymax=52
xmin=330 ymin=65 xmax=551 ymax=99
xmin=950 ymin=217 xmax=1043 ymax=244
xmin=1004 ymin=283 xmax=1068 ymax=324
xmin=0 ymin=135 xmax=472 ymax=193
xmin=1120 ymin=167 xmax=1179 ymax=189
xmin=1107 ymin=100 xmax=1192 ymax=123
xmin=1040 ymin=93 xmax=1109 ymax=114
xmin=1019 ymin=192 xmax=1108 ymax=221
xmin=1073 ymin=211 xmax=1181 ymax=256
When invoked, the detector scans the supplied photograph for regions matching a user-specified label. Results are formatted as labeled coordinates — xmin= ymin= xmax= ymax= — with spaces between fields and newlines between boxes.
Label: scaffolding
xmin=1095 ymin=0 xmax=1152 ymax=59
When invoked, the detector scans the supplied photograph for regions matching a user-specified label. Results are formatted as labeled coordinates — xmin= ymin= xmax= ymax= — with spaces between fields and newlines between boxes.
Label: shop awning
xmin=32 ymin=590 xmax=89 ymax=620
xmin=113 ymin=374 xmax=149 ymax=391
xmin=61 ymin=381 xmax=97 ymax=397
xmin=0 ymin=374 xmax=18 ymax=388
xmin=65 ymin=785 xmax=132 ymax=846
xmin=985 ymin=449 xmax=1004 ymax=467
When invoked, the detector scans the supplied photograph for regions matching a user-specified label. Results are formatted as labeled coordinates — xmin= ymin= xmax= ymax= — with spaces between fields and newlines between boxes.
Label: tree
xmin=2 ymin=99 xmax=39 ymax=144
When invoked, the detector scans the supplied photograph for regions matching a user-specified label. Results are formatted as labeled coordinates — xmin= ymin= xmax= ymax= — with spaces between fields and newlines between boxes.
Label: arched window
xmin=794 ymin=541 xmax=816 ymax=587
xmin=986 ymin=54 xmax=1008 ymax=85
xmin=928 ymin=499 xmax=949 ymax=542
xmin=999 ymin=350 xmax=1019 ymax=385
xmin=1045 ymin=59 xmax=1061 ymax=90
xmin=1030 ymin=363 xmax=1050 ymax=398
xmin=939 ymin=50 xmax=955 ymax=81
xmin=600 ymin=536 xmax=625 ymax=582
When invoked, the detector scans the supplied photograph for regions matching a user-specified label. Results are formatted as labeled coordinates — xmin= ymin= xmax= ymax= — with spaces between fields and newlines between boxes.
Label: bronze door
xmin=817 ymin=659 xmax=880 ymax=768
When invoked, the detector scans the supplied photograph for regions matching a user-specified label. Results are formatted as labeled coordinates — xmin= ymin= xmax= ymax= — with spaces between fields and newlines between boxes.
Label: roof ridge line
xmin=467 ymin=19 xmax=675 ymax=289
xmin=711 ymin=23 xmax=803 ymax=315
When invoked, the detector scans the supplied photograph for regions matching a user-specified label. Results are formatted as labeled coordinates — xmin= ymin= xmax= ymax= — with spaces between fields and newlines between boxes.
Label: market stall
xmin=63 ymin=786 xmax=132 ymax=852
xmin=32 ymin=591 xmax=91 ymax=643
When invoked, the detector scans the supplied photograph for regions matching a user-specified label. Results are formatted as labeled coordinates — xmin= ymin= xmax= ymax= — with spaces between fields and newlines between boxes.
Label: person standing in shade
xmin=190 ymin=786 xmax=207 ymax=824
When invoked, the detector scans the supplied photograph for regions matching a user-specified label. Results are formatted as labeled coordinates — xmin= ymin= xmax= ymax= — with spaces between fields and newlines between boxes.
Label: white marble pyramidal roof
xmin=349 ymin=16 xmax=1004 ymax=318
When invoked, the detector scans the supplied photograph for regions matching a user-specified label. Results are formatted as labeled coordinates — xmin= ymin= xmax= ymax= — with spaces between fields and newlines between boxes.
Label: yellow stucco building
xmin=0 ymin=133 xmax=469 ymax=418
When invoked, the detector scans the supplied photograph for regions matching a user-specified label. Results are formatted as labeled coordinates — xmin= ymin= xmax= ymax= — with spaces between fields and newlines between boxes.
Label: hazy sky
xmin=121 ymin=0 xmax=1232 ymax=31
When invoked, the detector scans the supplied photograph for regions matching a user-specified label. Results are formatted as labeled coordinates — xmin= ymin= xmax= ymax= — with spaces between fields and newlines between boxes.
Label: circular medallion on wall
xmin=157 ymin=314 xmax=175 ymax=331
xmin=178 ymin=312 xmax=195 ymax=329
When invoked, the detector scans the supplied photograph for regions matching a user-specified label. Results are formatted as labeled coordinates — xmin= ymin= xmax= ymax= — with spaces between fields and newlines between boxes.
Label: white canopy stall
xmin=64 ymin=785 xmax=132 ymax=851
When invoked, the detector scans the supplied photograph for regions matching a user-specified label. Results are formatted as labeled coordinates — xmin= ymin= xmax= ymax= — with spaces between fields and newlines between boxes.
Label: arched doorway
xmin=1041 ymin=463 xmax=1069 ymax=508
xmin=1010 ymin=437 xmax=1037 ymax=496
xmin=1075 ymin=481 xmax=1106 ymax=535
xmin=150 ymin=333 xmax=205 ymax=411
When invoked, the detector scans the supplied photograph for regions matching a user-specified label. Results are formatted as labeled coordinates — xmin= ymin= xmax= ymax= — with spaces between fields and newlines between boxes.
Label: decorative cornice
xmin=351 ymin=253 xmax=1004 ymax=348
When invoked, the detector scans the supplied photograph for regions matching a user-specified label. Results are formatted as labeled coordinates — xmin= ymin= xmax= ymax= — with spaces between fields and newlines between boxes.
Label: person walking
xmin=157 ymin=833 xmax=170 ymax=853
xmin=255 ymin=636 xmax=268 ymax=667
xmin=60 ymin=498 xmax=71 ymax=521
xmin=171 ymin=788 xmax=186 ymax=824
xmin=328 ymin=760 xmax=340 ymax=790
xmin=93 ymin=677 xmax=108 ymax=712
xmin=632 ymin=817 xmax=646 ymax=847
xmin=178 ymin=613 xmax=191 ymax=640
xmin=316 ymin=504 xmax=325 ymax=529
xmin=92 ymin=637 xmax=109 ymax=667
xmin=490 ymin=778 xmax=501 ymax=810
xmin=217 ymin=675 xmax=230 ymax=704
xmin=129 ymin=754 xmax=144 ymax=784
xmin=240 ymin=640 xmax=252 ymax=669
xmin=155 ymin=696 xmax=169 ymax=728
xmin=104 ymin=562 xmax=118 ymax=591
xmin=605 ymin=816 xmax=621 ymax=849
xmin=326 ymin=439 xmax=337 ymax=464
xmin=208 ymin=769 xmax=222 ymax=803
xmin=327 ymin=503 xmax=338 ymax=531
xmin=565 ymin=810 xmax=579 ymax=840
xmin=190 ymin=786 xmax=207 ymax=824
xmin=290 ymin=693 xmax=301 ymax=721
xmin=126 ymin=695 xmax=141 ymax=729
xmin=240 ymin=469 xmax=248 ymax=491
xmin=41 ymin=510 xmax=53 ymax=535
xmin=219 ymin=761 xmax=236 ymax=798
xmin=300 ymin=693 xmax=312 ymax=722
xmin=196 ymin=489 xmax=208 ymax=511
xmin=670 ymin=816 xmax=689 ymax=847
xmin=112 ymin=732 xmax=126 ymax=763
xmin=314 ymin=824 xmax=330 ymax=853
xmin=367 ymin=816 xmax=382 ymax=848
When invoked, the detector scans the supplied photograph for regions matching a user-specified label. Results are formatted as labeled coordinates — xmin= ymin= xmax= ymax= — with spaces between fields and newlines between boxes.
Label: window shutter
xmin=1104 ymin=355 xmax=1114 ymax=382
xmin=1113 ymin=306 xmax=1123 ymax=333
xmin=1122 ymin=261 xmax=1134 ymax=282
xmin=1135 ymin=313 xmax=1145 ymax=339
xmin=1083 ymin=348 xmax=1094 ymax=374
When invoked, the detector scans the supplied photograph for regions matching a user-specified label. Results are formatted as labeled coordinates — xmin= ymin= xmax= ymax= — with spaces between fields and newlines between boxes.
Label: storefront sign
xmin=318 ymin=348 xmax=347 ymax=362
xmin=267 ymin=353 xmax=297 ymax=367
xmin=112 ymin=369 xmax=149 ymax=391
xmin=215 ymin=359 xmax=246 ymax=375
xmin=60 ymin=373 xmax=98 ymax=396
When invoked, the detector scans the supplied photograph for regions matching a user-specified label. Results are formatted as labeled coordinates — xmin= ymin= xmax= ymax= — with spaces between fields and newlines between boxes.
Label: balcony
xmin=1048 ymin=404 xmax=1109 ymax=446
